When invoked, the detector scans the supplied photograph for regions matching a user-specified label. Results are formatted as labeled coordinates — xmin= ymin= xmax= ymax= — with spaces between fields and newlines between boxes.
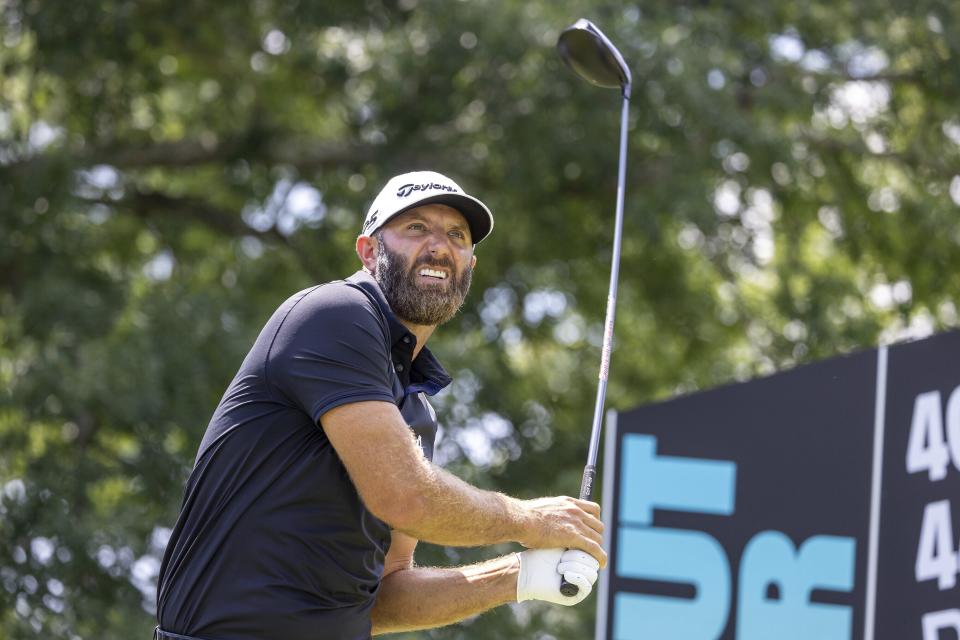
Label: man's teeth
xmin=418 ymin=268 xmax=447 ymax=279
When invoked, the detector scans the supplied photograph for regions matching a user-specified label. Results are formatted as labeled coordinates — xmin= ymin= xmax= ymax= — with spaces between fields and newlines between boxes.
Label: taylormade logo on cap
xmin=396 ymin=182 xmax=458 ymax=198
xmin=361 ymin=170 xmax=495 ymax=244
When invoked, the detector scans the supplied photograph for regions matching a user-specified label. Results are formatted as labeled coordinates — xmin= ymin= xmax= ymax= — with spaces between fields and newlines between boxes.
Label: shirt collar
xmin=346 ymin=270 xmax=452 ymax=396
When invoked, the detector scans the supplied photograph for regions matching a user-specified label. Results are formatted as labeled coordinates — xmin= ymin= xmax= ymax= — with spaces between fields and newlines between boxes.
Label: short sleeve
xmin=267 ymin=283 xmax=396 ymax=423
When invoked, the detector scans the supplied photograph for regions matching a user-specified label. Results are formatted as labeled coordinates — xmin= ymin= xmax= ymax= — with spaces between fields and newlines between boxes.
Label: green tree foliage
xmin=1 ymin=0 xmax=958 ymax=637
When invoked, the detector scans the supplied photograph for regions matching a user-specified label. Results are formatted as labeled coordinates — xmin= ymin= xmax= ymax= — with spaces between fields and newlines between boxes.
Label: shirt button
xmin=395 ymin=363 xmax=404 ymax=372
xmin=402 ymin=336 xmax=411 ymax=344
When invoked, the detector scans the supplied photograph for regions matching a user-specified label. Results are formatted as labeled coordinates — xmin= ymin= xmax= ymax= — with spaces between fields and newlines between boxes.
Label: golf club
xmin=556 ymin=18 xmax=632 ymax=597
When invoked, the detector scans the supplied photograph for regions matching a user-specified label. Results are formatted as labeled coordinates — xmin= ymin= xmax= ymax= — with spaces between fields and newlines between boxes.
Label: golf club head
xmin=557 ymin=19 xmax=632 ymax=94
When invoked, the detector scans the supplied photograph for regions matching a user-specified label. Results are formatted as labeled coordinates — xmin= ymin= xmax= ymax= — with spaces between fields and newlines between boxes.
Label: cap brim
xmin=389 ymin=193 xmax=494 ymax=244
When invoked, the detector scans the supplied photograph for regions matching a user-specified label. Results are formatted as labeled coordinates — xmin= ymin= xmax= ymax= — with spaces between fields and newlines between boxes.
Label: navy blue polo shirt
xmin=157 ymin=270 xmax=451 ymax=640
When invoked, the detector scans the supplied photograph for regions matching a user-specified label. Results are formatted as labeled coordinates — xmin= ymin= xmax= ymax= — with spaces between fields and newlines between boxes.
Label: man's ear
xmin=470 ymin=254 xmax=477 ymax=269
xmin=356 ymin=235 xmax=378 ymax=272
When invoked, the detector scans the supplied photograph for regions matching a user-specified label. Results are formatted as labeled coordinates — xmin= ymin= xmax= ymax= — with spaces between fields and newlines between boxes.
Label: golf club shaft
xmin=583 ymin=85 xmax=630 ymax=496
xmin=560 ymin=87 xmax=630 ymax=597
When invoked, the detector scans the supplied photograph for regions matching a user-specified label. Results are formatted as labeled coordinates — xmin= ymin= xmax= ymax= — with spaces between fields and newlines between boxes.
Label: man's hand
xmin=518 ymin=497 xmax=607 ymax=568
xmin=516 ymin=549 xmax=600 ymax=606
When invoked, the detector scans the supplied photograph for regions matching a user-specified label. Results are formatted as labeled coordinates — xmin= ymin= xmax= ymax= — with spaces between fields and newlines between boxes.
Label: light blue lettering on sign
xmin=619 ymin=434 xmax=737 ymax=526
xmin=614 ymin=435 xmax=737 ymax=638
xmin=614 ymin=527 xmax=731 ymax=639
xmin=736 ymin=532 xmax=856 ymax=640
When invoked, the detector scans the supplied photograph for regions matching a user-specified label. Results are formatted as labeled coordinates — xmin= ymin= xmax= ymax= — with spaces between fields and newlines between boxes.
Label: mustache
xmin=411 ymin=255 xmax=455 ymax=271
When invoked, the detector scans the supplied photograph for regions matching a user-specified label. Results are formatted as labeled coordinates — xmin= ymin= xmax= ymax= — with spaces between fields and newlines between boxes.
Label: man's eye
xmin=449 ymin=230 xmax=466 ymax=239
xmin=408 ymin=223 xmax=426 ymax=231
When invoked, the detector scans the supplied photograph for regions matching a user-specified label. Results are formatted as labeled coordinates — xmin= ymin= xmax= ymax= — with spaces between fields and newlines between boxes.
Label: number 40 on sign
xmin=906 ymin=389 xmax=960 ymax=592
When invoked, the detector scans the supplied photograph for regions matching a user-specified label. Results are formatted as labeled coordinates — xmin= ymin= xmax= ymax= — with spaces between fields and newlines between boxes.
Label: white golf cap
xmin=361 ymin=170 xmax=494 ymax=244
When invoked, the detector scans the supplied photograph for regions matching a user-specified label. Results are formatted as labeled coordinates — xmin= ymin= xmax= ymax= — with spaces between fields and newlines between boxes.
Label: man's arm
xmin=371 ymin=541 xmax=600 ymax=635
xmin=383 ymin=530 xmax=418 ymax=579
xmin=370 ymin=554 xmax=519 ymax=636
xmin=374 ymin=523 xmax=517 ymax=634
xmin=321 ymin=400 xmax=606 ymax=565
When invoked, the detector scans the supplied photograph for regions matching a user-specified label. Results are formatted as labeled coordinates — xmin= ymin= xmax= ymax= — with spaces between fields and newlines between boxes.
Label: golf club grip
xmin=559 ymin=576 xmax=579 ymax=597
xmin=578 ymin=464 xmax=597 ymax=501
xmin=559 ymin=464 xmax=598 ymax=597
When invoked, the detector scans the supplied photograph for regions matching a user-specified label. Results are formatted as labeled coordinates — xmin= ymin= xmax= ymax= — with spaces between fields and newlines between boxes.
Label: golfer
xmin=155 ymin=171 xmax=605 ymax=640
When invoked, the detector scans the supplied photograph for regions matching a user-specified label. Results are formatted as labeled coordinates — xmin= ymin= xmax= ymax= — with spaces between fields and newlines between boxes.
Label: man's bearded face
xmin=374 ymin=234 xmax=473 ymax=326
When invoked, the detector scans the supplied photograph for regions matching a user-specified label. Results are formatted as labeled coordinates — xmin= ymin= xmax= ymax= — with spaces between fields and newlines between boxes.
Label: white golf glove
xmin=516 ymin=548 xmax=600 ymax=606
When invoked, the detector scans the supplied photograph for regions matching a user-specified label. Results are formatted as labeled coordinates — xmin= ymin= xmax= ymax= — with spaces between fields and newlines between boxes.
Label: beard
xmin=373 ymin=238 xmax=473 ymax=326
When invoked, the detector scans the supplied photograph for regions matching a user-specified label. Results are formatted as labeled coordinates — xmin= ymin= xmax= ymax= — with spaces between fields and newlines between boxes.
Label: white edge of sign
xmin=864 ymin=345 xmax=888 ymax=640
xmin=594 ymin=408 xmax=618 ymax=640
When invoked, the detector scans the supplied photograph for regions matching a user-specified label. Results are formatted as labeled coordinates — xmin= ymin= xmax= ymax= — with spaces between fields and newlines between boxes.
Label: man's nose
xmin=426 ymin=230 xmax=452 ymax=255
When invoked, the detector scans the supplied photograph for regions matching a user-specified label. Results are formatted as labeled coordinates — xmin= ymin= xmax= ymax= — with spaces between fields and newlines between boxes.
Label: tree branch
xmin=5 ymin=135 xmax=380 ymax=175
xmin=805 ymin=132 xmax=960 ymax=177
xmin=80 ymin=190 xmax=321 ymax=277
xmin=94 ymin=136 xmax=379 ymax=169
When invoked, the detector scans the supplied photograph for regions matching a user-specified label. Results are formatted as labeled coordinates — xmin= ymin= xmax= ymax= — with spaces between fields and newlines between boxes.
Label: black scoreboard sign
xmin=596 ymin=331 xmax=960 ymax=640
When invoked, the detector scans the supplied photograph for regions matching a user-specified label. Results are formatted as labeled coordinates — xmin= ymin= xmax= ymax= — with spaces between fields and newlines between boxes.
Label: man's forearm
xmin=324 ymin=401 xmax=533 ymax=548
xmin=322 ymin=401 xmax=605 ymax=562
xmin=370 ymin=554 xmax=519 ymax=636
xmin=394 ymin=466 xmax=530 ymax=547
